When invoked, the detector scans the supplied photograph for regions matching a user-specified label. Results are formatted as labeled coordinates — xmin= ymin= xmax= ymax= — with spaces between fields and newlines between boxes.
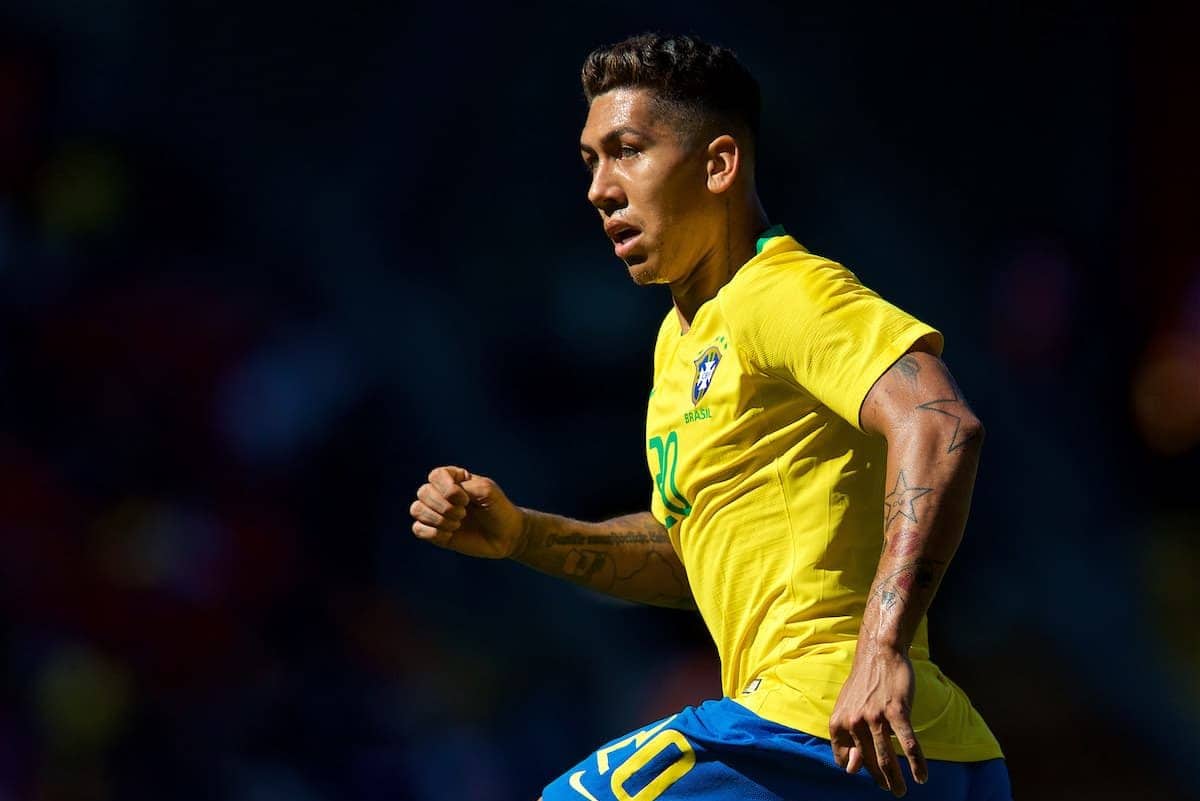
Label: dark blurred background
xmin=0 ymin=1 xmax=1196 ymax=799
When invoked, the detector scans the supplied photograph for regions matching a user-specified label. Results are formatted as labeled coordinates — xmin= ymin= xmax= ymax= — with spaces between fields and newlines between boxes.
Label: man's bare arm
xmin=410 ymin=466 xmax=693 ymax=610
xmin=828 ymin=349 xmax=985 ymax=797
xmin=514 ymin=510 xmax=693 ymax=609
xmin=862 ymin=352 xmax=983 ymax=649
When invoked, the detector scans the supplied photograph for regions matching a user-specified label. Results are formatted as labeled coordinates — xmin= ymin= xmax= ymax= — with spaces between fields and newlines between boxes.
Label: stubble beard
xmin=625 ymin=256 xmax=660 ymax=286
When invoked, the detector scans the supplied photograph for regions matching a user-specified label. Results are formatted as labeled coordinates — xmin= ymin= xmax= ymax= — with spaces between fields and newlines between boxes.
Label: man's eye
xmin=619 ymin=145 xmax=638 ymax=158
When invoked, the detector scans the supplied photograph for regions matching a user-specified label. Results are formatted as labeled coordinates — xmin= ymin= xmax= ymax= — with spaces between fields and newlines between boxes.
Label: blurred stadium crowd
xmin=0 ymin=2 xmax=1195 ymax=800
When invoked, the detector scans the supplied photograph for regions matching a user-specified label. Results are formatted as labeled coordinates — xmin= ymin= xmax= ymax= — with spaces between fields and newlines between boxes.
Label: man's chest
xmin=645 ymin=321 xmax=815 ymax=526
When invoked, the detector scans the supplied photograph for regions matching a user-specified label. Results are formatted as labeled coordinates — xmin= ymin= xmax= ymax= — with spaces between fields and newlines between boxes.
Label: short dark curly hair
xmin=581 ymin=33 xmax=761 ymax=146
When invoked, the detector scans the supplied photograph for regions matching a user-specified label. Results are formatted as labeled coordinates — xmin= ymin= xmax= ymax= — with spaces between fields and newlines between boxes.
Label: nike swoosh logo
xmin=568 ymin=770 xmax=601 ymax=801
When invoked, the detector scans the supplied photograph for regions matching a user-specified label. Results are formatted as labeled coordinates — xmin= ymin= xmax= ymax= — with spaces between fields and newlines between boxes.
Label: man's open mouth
xmin=606 ymin=222 xmax=643 ymax=258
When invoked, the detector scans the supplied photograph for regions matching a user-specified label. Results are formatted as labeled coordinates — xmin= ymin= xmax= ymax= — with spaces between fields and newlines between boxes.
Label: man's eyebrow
xmin=601 ymin=126 xmax=649 ymax=143
xmin=580 ymin=126 xmax=652 ymax=154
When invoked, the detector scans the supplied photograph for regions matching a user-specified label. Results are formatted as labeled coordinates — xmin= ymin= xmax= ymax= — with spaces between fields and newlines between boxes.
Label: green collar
xmin=755 ymin=224 xmax=787 ymax=254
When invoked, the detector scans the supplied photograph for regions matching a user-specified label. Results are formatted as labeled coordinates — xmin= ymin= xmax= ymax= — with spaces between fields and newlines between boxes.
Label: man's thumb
xmin=439 ymin=465 xmax=472 ymax=484
xmin=460 ymin=475 xmax=495 ymax=503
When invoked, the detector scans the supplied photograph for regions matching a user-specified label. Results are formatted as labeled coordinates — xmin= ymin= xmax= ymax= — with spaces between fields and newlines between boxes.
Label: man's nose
xmin=587 ymin=163 xmax=625 ymax=213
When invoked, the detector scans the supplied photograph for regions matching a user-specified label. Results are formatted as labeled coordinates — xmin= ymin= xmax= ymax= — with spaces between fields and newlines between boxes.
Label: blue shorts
xmin=542 ymin=698 xmax=1010 ymax=801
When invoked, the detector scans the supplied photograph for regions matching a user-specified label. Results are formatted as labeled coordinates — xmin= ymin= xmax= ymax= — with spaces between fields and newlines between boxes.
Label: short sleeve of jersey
xmin=726 ymin=250 xmax=944 ymax=432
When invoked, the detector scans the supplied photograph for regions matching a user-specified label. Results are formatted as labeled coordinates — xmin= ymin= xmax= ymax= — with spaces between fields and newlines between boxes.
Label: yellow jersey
xmin=645 ymin=227 xmax=1002 ymax=762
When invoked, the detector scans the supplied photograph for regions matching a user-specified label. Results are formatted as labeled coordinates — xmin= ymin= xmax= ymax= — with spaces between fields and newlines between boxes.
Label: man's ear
xmin=706 ymin=134 xmax=741 ymax=194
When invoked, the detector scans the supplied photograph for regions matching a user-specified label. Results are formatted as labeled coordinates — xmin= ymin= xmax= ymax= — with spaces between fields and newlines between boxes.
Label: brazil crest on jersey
xmin=691 ymin=346 xmax=721 ymax=404
xmin=644 ymin=226 xmax=1002 ymax=763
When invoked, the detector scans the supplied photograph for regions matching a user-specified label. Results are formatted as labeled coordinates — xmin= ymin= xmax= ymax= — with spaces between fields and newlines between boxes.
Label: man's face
xmin=579 ymin=88 xmax=715 ymax=285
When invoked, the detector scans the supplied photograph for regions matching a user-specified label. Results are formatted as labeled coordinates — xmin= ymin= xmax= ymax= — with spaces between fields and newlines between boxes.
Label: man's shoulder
xmin=733 ymin=237 xmax=853 ymax=291
xmin=721 ymin=239 xmax=851 ymax=324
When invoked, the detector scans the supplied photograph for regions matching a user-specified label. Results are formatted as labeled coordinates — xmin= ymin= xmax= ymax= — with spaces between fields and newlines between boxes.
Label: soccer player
xmin=409 ymin=33 xmax=1010 ymax=801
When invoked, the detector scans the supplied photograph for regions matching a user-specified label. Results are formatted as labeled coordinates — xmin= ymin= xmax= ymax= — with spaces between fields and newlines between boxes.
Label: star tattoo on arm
xmin=884 ymin=470 xmax=933 ymax=529
xmin=915 ymin=373 xmax=980 ymax=453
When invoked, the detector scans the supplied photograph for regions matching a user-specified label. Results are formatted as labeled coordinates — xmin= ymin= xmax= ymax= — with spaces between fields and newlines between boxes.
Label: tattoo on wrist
xmin=874 ymin=556 xmax=946 ymax=611
xmin=884 ymin=471 xmax=933 ymax=529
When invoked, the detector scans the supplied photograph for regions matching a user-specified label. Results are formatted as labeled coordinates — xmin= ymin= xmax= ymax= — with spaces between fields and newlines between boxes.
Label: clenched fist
xmin=410 ymin=466 xmax=526 ymax=559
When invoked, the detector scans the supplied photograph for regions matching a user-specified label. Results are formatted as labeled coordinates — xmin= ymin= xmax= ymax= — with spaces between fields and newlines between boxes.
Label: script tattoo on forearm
xmin=883 ymin=470 xmax=933 ymax=529
xmin=536 ymin=516 xmax=692 ymax=609
xmin=547 ymin=530 xmax=671 ymax=546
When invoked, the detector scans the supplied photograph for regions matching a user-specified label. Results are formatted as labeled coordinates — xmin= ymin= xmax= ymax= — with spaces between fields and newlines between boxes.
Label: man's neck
xmin=671 ymin=199 xmax=770 ymax=333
